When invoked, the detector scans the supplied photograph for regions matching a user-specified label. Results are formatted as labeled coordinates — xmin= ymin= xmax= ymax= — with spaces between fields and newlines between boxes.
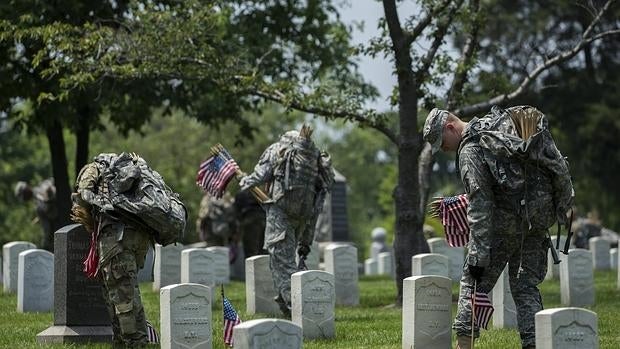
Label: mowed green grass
xmin=0 ymin=271 xmax=618 ymax=348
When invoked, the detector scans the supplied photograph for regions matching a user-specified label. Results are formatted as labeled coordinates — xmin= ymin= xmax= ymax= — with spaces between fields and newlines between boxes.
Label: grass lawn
xmin=0 ymin=271 xmax=618 ymax=348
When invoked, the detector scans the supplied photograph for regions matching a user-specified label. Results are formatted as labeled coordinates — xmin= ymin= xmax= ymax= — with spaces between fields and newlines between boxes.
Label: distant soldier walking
xmin=15 ymin=178 xmax=58 ymax=251
xmin=240 ymin=125 xmax=334 ymax=316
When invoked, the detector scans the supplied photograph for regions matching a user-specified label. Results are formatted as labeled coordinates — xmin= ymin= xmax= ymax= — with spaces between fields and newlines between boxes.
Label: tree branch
xmin=383 ymin=0 xmax=405 ymax=50
xmin=414 ymin=0 xmax=464 ymax=82
xmin=456 ymin=0 xmax=619 ymax=117
xmin=404 ymin=0 xmax=453 ymax=47
xmin=249 ymin=88 xmax=399 ymax=145
xmin=446 ymin=0 xmax=480 ymax=110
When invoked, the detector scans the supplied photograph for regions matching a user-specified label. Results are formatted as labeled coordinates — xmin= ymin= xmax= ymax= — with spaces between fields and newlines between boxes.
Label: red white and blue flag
xmin=146 ymin=320 xmax=159 ymax=344
xmin=223 ymin=296 xmax=242 ymax=347
xmin=472 ymin=291 xmax=494 ymax=329
xmin=438 ymin=194 xmax=470 ymax=247
xmin=196 ymin=148 xmax=239 ymax=198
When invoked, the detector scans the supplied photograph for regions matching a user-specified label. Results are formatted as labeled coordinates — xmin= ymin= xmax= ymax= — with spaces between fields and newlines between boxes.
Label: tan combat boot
xmin=456 ymin=335 xmax=473 ymax=349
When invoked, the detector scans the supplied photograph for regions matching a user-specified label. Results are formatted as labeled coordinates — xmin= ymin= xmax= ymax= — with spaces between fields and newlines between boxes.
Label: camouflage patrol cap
xmin=423 ymin=108 xmax=449 ymax=155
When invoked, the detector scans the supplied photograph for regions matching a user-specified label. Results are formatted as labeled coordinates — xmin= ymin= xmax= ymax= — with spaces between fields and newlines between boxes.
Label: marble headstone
xmin=137 ymin=245 xmax=154 ymax=283
xmin=245 ymin=255 xmax=279 ymax=315
xmin=610 ymin=248 xmax=617 ymax=270
xmin=364 ymin=258 xmax=378 ymax=276
xmin=232 ymin=319 xmax=302 ymax=349
xmin=588 ymin=237 xmax=610 ymax=270
xmin=3 ymin=241 xmax=37 ymax=293
xmin=206 ymin=246 xmax=230 ymax=284
xmin=535 ymin=307 xmax=598 ymax=349
xmin=291 ymin=270 xmax=335 ymax=339
xmin=295 ymin=240 xmax=320 ymax=271
xmin=160 ymin=283 xmax=212 ymax=349
xmin=154 ymin=243 xmax=184 ymax=291
xmin=402 ymin=275 xmax=452 ymax=349
xmin=18 ymin=249 xmax=54 ymax=312
xmin=411 ymin=253 xmax=450 ymax=279
xmin=377 ymin=252 xmax=393 ymax=277
xmin=181 ymin=248 xmax=216 ymax=288
xmin=324 ymin=244 xmax=359 ymax=306
xmin=492 ymin=267 xmax=517 ymax=328
xmin=546 ymin=235 xmax=567 ymax=280
xmin=560 ymin=249 xmax=594 ymax=307
xmin=427 ymin=237 xmax=464 ymax=281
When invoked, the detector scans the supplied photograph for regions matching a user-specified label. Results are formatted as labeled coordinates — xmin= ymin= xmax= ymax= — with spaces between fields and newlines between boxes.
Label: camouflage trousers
xmin=267 ymin=228 xmax=299 ymax=306
xmin=98 ymin=222 xmax=150 ymax=347
xmin=454 ymin=230 xmax=548 ymax=347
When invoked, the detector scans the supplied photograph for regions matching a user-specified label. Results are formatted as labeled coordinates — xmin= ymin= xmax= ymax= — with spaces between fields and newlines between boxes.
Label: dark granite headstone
xmin=314 ymin=170 xmax=349 ymax=242
xmin=37 ymin=224 xmax=112 ymax=343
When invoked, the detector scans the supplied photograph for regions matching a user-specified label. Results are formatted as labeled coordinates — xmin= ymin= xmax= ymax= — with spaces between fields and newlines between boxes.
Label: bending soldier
xmin=72 ymin=154 xmax=152 ymax=347
xmin=239 ymin=125 xmax=334 ymax=317
xmin=423 ymin=106 xmax=573 ymax=349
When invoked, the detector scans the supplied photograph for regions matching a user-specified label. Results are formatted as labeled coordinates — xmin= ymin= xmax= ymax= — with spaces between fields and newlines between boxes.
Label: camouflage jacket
xmin=457 ymin=106 xmax=573 ymax=267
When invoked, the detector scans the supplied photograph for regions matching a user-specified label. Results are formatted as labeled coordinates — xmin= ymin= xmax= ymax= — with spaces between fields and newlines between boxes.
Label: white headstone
xmin=181 ymin=248 xmax=216 ymax=288
xmin=206 ymin=246 xmax=230 ymax=284
xmin=17 ymin=249 xmax=54 ymax=312
xmin=160 ymin=283 xmax=212 ymax=349
xmin=291 ymin=270 xmax=335 ymax=339
xmin=610 ymin=248 xmax=617 ymax=270
xmin=560 ymin=249 xmax=594 ymax=307
xmin=232 ymin=319 xmax=302 ymax=349
xmin=377 ymin=252 xmax=393 ymax=276
xmin=324 ymin=244 xmax=359 ymax=306
xmin=153 ymin=244 xmax=184 ymax=291
xmin=296 ymin=240 xmax=320 ymax=270
xmin=589 ymin=237 xmax=610 ymax=270
xmin=411 ymin=253 xmax=450 ymax=279
xmin=138 ymin=246 xmax=155 ymax=282
xmin=492 ymin=267 xmax=517 ymax=328
xmin=427 ymin=237 xmax=464 ymax=281
xmin=3 ymin=241 xmax=36 ymax=293
xmin=402 ymin=275 xmax=452 ymax=349
xmin=364 ymin=258 xmax=377 ymax=276
xmin=535 ymin=307 xmax=598 ymax=349
xmin=245 ymin=255 xmax=279 ymax=315
xmin=546 ymin=235 xmax=567 ymax=280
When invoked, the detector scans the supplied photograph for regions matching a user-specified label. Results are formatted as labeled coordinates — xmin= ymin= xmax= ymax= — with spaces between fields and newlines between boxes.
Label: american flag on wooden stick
xmin=429 ymin=194 xmax=470 ymax=247
xmin=472 ymin=291 xmax=494 ymax=329
xmin=196 ymin=144 xmax=240 ymax=198
xmin=223 ymin=295 xmax=241 ymax=346
xmin=146 ymin=320 xmax=159 ymax=344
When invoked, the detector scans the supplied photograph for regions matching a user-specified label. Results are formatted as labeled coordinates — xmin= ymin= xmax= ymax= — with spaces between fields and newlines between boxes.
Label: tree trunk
xmin=45 ymin=118 xmax=72 ymax=236
xmin=75 ymin=105 xmax=91 ymax=179
xmin=392 ymin=53 xmax=430 ymax=307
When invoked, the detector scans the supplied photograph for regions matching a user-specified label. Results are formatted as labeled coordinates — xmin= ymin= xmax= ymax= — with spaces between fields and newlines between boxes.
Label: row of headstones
xmin=365 ymin=238 xmax=465 ymax=281
xmin=160 ymin=269 xmax=336 ymax=348
xmin=402 ymin=275 xmax=599 ymax=349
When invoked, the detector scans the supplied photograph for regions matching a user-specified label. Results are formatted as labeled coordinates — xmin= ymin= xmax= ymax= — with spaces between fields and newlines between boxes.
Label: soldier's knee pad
xmin=115 ymin=302 xmax=137 ymax=335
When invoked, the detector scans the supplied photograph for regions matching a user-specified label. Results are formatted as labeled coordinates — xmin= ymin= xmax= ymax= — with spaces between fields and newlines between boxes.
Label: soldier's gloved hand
xmin=238 ymin=176 xmax=251 ymax=191
xmin=468 ymin=264 xmax=484 ymax=282
xmin=297 ymin=244 xmax=311 ymax=258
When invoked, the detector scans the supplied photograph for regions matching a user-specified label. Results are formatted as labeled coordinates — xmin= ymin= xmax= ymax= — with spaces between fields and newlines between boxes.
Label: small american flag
xmin=472 ymin=291 xmax=494 ymax=329
xmin=196 ymin=147 xmax=239 ymax=198
xmin=223 ymin=296 xmax=241 ymax=346
xmin=146 ymin=320 xmax=159 ymax=344
xmin=438 ymin=194 xmax=470 ymax=247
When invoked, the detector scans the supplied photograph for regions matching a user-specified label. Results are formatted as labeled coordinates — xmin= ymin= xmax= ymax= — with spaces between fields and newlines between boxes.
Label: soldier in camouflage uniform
xmin=234 ymin=189 xmax=266 ymax=258
xmin=239 ymin=127 xmax=334 ymax=317
xmin=15 ymin=179 xmax=58 ymax=252
xmin=196 ymin=192 xmax=236 ymax=246
xmin=72 ymin=157 xmax=151 ymax=347
xmin=423 ymin=106 xmax=573 ymax=349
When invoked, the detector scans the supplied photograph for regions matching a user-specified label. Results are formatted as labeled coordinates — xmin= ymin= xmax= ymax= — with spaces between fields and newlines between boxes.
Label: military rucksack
xmin=271 ymin=135 xmax=322 ymax=219
xmin=92 ymin=152 xmax=187 ymax=245
xmin=465 ymin=105 xmax=574 ymax=228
